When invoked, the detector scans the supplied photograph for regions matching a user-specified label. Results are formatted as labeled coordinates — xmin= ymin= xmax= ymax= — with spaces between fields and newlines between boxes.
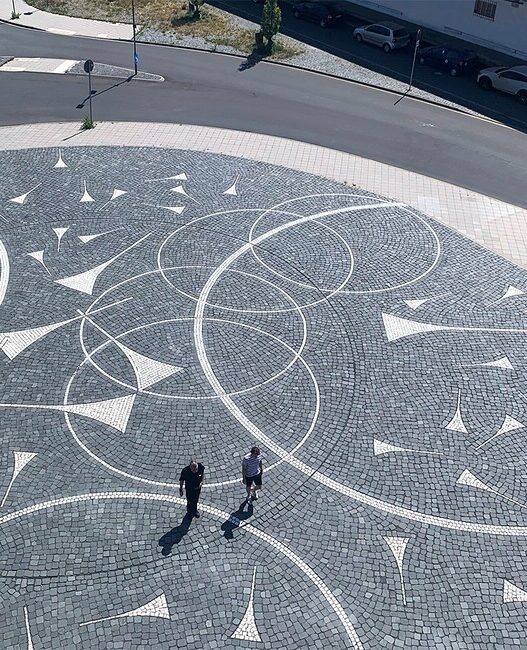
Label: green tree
xmin=260 ymin=0 xmax=281 ymax=51
xmin=188 ymin=0 xmax=205 ymax=19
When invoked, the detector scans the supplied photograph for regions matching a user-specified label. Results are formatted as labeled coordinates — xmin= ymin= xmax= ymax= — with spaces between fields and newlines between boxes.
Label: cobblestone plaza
xmin=1 ymin=143 xmax=527 ymax=649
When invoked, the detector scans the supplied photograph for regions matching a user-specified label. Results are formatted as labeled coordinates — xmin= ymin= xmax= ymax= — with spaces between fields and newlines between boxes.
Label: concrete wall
xmin=351 ymin=0 xmax=527 ymax=57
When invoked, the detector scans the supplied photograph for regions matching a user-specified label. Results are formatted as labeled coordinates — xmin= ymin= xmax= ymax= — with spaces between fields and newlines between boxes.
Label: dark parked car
xmin=418 ymin=46 xmax=478 ymax=76
xmin=292 ymin=2 xmax=343 ymax=27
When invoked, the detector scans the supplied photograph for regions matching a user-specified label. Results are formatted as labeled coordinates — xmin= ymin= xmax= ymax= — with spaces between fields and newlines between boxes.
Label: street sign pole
xmin=84 ymin=59 xmax=94 ymax=123
xmin=131 ymin=0 xmax=138 ymax=75
xmin=394 ymin=28 xmax=421 ymax=106
xmin=408 ymin=29 xmax=421 ymax=93
xmin=88 ymin=69 xmax=93 ymax=122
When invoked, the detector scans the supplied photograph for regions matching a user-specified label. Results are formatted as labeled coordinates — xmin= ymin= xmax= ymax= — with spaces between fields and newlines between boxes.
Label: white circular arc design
xmin=191 ymin=200 xmax=527 ymax=536
xmin=0 ymin=491 xmax=364 ymax=649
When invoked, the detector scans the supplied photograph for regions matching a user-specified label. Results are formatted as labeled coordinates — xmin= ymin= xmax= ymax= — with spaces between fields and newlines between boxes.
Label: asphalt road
xmin=211 ymin=0 xmax=527 ymax=132
xmin=0 ymin=21 xmax=526 ymax=208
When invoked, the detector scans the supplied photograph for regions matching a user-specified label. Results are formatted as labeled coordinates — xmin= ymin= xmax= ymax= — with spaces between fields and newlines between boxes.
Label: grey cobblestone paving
xmin=1 ymin=145 xmax=527 ymax=648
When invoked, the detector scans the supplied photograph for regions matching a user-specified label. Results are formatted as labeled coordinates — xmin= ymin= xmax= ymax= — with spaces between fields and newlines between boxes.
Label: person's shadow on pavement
xmin=158 ymin=515 xmax=192 ymax=556
xmin=221 ymin=500 xmax=254 ymax=539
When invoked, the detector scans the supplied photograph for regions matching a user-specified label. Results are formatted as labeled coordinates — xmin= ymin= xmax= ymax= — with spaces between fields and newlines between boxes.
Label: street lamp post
xmin=131 ymin=0 xmax=138 ymax=75
xmin=11 ymin=0 xmax=18 ymax=18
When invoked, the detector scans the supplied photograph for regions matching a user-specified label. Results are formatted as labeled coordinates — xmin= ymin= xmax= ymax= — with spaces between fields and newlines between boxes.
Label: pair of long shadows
xmin=158 ymin=500 xmax=254 ymax=556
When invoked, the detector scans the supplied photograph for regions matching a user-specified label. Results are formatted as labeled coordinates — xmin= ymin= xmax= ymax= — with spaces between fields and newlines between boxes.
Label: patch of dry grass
xmin=32 ymin=0 xmax=302 ymax=59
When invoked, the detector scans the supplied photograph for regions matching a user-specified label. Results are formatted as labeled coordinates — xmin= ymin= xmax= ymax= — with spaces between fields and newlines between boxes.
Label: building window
xmin=474 ymin=0 xmax=497 ymax=19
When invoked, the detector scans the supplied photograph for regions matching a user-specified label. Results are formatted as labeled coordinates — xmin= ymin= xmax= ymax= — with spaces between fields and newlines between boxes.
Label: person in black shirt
xmin=179 ymin=460 xmax=205 ymax=519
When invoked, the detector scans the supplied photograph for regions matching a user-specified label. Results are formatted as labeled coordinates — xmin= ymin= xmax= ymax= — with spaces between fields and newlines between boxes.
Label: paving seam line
xmin=0 ymin=16 xmax=502 ymax=125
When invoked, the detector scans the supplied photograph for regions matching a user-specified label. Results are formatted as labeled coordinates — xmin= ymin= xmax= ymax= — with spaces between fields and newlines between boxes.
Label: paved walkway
xmin=2 ymin=122 xmax=527 ymax=649
xmin=0 ymin=121 xmax=525 ymax=269
xmin=0 ymin=0 xmax=134 ymax=39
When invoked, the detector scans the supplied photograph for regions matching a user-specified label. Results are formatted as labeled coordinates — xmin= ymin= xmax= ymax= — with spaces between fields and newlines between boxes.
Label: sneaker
xmin=252 ymin=492 xmax=258 ymax=501
xmin=194 ymin=511 xmax=201 ymax=518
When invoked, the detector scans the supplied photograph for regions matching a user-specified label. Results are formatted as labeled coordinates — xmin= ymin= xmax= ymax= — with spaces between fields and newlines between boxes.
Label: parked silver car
xmin=477 ymin=65 xmax=527 ymax=104
xmin=353 ymin=22 xmax=410 ymax=53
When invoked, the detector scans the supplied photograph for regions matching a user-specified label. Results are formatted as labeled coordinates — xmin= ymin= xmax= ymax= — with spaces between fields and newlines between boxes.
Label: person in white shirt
xmin=242 ymin=446 xmax=263 ymax=502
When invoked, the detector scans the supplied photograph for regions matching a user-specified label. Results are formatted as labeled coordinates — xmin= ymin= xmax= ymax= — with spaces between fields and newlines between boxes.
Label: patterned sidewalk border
xmin=1 ymin=120 xmax=526 ymax=270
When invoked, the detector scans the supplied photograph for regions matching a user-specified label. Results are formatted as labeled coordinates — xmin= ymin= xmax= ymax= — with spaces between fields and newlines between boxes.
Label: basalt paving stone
xmin=0 ymin=146 xmax=527 ymax=648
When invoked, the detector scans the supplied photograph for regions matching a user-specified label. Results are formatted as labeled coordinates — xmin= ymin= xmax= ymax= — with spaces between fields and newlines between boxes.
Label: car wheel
xmin=320 ymin=18 xmax=327 ymax=27
xmin=294 ymin=9 xmax=300 ymax=17
xmin=517 ymin=90 xmax=527 ymax=105
xmin=383 ymin=43 xmax=391 ymax=53
xmin=478 ymin=76 xmax=492 ymax=90
xmin=355 ymin=33 xmax=362 ymax=43
xmin=450 ymin=67 xmax=458 ymax=77
xmin=419 ymin=57 xmax=425 ymax=64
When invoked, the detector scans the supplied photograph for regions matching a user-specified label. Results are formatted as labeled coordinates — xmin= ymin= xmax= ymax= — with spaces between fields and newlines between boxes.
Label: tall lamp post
xmin=11 ymin=0 xmax=18 ymax=18
xmin=131 ymin=0 xmax=138 ymax=75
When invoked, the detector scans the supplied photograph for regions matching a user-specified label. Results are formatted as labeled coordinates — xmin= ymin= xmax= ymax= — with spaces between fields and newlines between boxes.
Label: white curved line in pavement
xmin=193 ymin=203 xmax=527 ymax=537
xmin=0 ymin=239 xmax=9 ymax=306
xmin=0 ymin=491 xmax=363 ymax=649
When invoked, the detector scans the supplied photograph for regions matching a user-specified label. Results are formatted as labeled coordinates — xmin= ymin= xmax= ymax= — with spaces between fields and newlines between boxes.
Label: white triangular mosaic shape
xmin=53 ymin=227 xmax=69 ymax=252
xmin=53 ymin=150 xmax=67 ymax=168
xmin=0 ymin=318 xmax=76 ymax=359
xmin=148 ymin=173 xmax=187 ymax=181
xmin=1 ymin=451 xmax=38 ymax=508
xmin=373 ymin=439 xmax=406 ymax=456
xmin=55 ymin=260 xmax=111 ymax=295
xmin=9 ymin=184 xmax=41 ymax=205
xmin=159 ymin=206 xmax=185 ymax=215
xmin=64 ymin=393 xmax=136 ymax=433
xmin=382 ymin=313 xmax=443 ymax=342
xmin=80 ymin=593 xmax=170 ymax=626
xmin=78 ymin=230 xmax=114 ymax=244
xmin=80 ymin=180 xmax=95 ymax=203
xmin=110 ymin=189 xmax=127 ymax=201
xmin=116 ymin=343 xmax=183 ymax=390
xmin=403 ymin=298 xmax=430 ymax=310
xmin=445 ymin=409 xmax=469 ymax=434
xmin=497 ymin=415 xmax=525 ymax=436
xmin=223 ymin=181 xmax=237 ymax=196
xmin=476 ymin=356 xmax=514 ymax=370
xmin=127 ymin=593 xmax=170 ymax=619
xmin=231 ymin=567 xmax=261 ymax=642
xmin=502 ymin=285 xmax=524 ymax=300
xmin=13 ymin=451 xmax=37 ymax=477
xmin=383 ymin=536 xmax=409 ymax=566
xmin=171 ymin=185 xmax=190 ymax=197
xmin=504 ymin=580 xmax=527 ymax=603
xmin=456 ymin=469 xmax=493 ymax=493
xmin=27 ymin=250 xmax=51 ymax=275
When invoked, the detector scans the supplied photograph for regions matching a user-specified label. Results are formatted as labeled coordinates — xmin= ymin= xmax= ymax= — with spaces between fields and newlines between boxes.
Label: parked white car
xmin=477 ymin=65 xmax=527 ymax=104
xmin=353 ymin=22 xmax=410 ymax=53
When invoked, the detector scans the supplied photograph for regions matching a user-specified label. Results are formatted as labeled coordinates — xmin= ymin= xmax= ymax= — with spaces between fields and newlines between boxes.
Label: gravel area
xmin=0 ymin=57 xmax=14 ymax=68
xmin=67 ymin=61 xmax=164 ymax=81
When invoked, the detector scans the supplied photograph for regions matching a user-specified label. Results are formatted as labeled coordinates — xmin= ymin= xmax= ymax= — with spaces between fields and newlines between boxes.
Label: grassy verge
xmin=31 ymin=0 xmax=302 ymax=60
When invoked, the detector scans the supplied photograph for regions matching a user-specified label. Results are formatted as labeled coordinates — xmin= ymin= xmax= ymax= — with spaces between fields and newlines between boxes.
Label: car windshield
xmin=393 ymin=29 xmax=408 ymax=37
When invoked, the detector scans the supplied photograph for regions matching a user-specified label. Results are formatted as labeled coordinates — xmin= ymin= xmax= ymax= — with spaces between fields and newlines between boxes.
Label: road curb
xmin=1 ymin=14 xmax=497 ymax=123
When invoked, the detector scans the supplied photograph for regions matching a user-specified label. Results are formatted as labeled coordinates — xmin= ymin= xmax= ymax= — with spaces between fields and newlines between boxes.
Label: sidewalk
xmin=1 ymin=121 xmax=526 ymax=271
xmin=0 ymin=0 xmax=134 ymax=39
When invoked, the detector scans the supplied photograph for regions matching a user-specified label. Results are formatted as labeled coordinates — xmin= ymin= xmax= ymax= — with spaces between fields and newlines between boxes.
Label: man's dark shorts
xmin=246 ymin=473 xmax=262 ymax=487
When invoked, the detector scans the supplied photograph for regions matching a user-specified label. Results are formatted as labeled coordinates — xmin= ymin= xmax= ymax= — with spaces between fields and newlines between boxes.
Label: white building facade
xmin=350 ymin=0 xmax=527 ymax=58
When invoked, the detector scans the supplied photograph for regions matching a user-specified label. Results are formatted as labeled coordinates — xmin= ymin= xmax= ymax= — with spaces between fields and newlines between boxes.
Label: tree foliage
xmin=188 ymin=0 xmax=205 ymax=20
xmin=260 ymin=0 xmax=281 ymax=48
